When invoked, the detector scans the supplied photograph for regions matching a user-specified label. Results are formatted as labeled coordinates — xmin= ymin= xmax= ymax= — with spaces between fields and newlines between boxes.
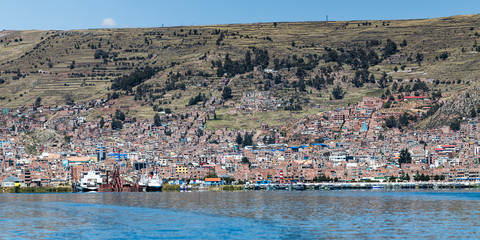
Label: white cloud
xmin=101 ymin=18 xmax=117 ymax=28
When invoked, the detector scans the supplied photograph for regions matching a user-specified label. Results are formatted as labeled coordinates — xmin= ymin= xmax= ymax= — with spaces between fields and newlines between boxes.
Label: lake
xmin=1 ymin=190 xmax=480 ymax=239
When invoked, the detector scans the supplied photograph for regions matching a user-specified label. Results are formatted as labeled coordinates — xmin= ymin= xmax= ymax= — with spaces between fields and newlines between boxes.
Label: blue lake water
xmin=1 ymin=190 xmax=480 ymax=239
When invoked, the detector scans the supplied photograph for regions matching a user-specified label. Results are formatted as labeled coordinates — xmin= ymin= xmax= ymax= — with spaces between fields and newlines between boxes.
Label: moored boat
xmin=139 ymin=172 xmax=163 ymax=192
xmin=76 ymin=170 xmax=103 ymax=192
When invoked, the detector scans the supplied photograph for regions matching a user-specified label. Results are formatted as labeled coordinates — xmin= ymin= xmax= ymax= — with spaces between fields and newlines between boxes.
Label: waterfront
xmin=1 ymin=190 xmax=480 ymax=239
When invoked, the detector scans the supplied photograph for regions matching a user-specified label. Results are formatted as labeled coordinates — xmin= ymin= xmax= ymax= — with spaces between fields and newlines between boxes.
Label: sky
xmin=1 ymin=0 xmax=480 ymax=30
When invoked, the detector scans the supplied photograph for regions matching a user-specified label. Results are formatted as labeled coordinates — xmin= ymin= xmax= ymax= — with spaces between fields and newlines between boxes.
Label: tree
xmin=111 ymin=66 xmax=158 ymax=91
xmin=241 ymin=157 xmax=250 ymax=165
xmin=34 ymin=97 xmax=42 ymax=107
xmin=439 ymin=52 xmax=449 ymax=60
xmin=383 ymin=100 xmax=392 ymax=109
xmin=325 ymin=49 xmax=339 ymax=63
xmin=352 ymin=69 xmax=369 ymax=87
xmin=384 ymin=116 xmax=398 ymax=128
xmin=235 ymin=133 xmax=243 ymax=145
xmin=216 ymin=66 xmax=225 ymax=77
xmin=296 ymin=68 xmax=306 ymax=79
xmin=115 ymin=109 xmax=126 ymax=121
xmin=314 ymin=175 xmax=334 ymax=182
xmin=188 ymin=93 xmax=206 ymax=106
xmin=216 ymin=32 xmax=224 ymax=45
xmin=243 ymin=133 xmax=253 ymax=147
xmin=378 ymin=71 xmax=388 ymax=88
xmin=471 ymin=107 xmax=477 ymax=118
xmin=245 ymin=51 xmax=252 ymax=71
xmin=450 ymin=118 xmax=461 ymax=131
xmin=332 ymin=85 xmax=345 ymax=99
xmin=399 ymin=148 xmax=412 ymax=165
xmin=377 ymin=133 xmax=384 ymax=141
xmin=111 ymin=119 xmax=123 ymax=130
xmin=298 ymin=79 xmax=306 ymax=92
xmin=414 ymin=173 xmax=429 ymax=181
xmin=382 ymin=39 xmax=397 ymax=57
xmin=94 ymin=49 xmax=108 ymax=59
xmin=222 ymin=86 xmax=232 ymax=100
xmin=111 ymin=92 xmax=119 ymax=99
xmin=402 ymin=173 xmax=411 ymax=181
xmin=415 ymin=53 xmax=424 ymax=65
xmin=266 ymin=135 xmax=276 ymax=144
xmin=154 ymin=113 xmax=161 ymax=127
xmin=399 ymin=112 xmax=410 ymax=126
xmin=99 ymin=117 xmax=105 ymax=128
xmin=412 ymin=81 xmax=429 ymax=92
xmin=64 ymin=92 xmax=75 ymax=105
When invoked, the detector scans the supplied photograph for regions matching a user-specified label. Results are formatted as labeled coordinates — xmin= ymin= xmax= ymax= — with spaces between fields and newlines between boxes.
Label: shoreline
xmin=3 ymin=182 xmax=480 ymax=193
xmin=1 ymin=186 xmax=73 ymax=193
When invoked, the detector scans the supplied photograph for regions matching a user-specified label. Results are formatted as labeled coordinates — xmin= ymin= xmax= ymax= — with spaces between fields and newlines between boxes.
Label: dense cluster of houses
xmin=239 ymin=92 xmax=283 ymax=112
xmin=1 ymin=93 xmax=480 ymax=187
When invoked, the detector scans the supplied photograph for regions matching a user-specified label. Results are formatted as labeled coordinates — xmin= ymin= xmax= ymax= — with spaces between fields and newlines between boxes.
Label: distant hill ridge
xmin=0 ymin=14 xmax=480 ymax=128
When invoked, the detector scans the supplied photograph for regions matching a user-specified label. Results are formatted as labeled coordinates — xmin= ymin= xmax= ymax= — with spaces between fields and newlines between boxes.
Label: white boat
xmin=139 ymin=172 xmax=163 ymax=191
xmin=138 ymin=175 xmax=149 ymax=187
xmin=371 ymin=183 xmax=384 ymax=189
xmin=76 ymin=170 xmax=103 ymax=191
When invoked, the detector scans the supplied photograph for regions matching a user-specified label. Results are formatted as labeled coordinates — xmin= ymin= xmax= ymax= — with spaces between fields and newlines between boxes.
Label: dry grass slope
xmin=1 ymin=14 xmax=480 ymax=128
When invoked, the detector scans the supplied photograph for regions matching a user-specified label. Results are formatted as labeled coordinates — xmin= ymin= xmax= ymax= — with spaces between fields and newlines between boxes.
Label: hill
xmin=1 ymin=14 xmax=480 ymax=129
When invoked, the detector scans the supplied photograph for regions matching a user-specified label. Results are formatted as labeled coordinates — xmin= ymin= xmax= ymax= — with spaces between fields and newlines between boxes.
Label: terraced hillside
xmin=1 ymin=14 xmax=480 ymax=128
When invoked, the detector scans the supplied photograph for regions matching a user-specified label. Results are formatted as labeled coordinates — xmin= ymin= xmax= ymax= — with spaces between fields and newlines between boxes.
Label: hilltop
xmin=1 ymin=14 xmax=480 ymax=129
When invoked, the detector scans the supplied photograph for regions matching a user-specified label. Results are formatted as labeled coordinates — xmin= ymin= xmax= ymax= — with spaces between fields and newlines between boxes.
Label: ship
xmin=138 ymin=172 xmax=163 ymax=192
xmin=75 ymin=170 xmax=103 ymax=191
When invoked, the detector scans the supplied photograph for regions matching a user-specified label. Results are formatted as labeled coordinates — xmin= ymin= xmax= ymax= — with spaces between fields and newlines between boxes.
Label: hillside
xmin=1 ymin=14 xmax=480 ymax=129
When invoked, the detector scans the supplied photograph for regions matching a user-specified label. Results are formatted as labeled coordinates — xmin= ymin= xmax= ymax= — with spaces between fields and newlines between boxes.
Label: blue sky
xmin=1 ymin=0 xmax=480 ymax=30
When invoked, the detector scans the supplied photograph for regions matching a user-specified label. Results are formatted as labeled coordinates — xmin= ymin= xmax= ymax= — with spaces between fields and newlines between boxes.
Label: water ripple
xmin=1 ymin=190 xmax=480 ymax=239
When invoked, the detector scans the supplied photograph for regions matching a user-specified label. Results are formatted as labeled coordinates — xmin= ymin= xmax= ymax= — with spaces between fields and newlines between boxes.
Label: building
xmin=2 ymin=176 xmax=23 ymax=187
xmin=205 ymin=178 xmax=222 ymax=186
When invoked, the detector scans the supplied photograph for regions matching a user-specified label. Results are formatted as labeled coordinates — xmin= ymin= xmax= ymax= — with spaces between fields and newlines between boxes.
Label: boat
xmin=138 ymin=172 xmax=163 ymax=192
xmin=76 ymin=170 xmax=103 ymax=191
xmin=293 ymin=183 xmax=306 ymax=191
xmin=180 ymin=183 xmax=191 ymax=191
xmin=255 ymin=180 xmax=270 ymax=190
xmin=371 ymin=183 xmax=384 ymax=189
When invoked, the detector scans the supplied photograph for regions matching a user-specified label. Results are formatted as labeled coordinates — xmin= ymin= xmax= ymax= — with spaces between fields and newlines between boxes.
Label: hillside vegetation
xmin=1 ymin=14 xmax=480 ymax=128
